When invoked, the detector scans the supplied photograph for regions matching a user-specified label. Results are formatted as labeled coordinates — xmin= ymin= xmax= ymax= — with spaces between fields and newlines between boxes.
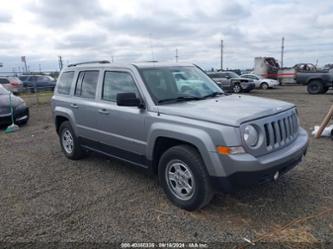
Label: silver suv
xmin=52 ymin=61 xmax=309 ymax=211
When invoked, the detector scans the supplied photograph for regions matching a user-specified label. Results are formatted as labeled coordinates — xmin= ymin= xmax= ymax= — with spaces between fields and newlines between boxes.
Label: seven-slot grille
xmin=264 ymin=112 xmax=298 ymax=150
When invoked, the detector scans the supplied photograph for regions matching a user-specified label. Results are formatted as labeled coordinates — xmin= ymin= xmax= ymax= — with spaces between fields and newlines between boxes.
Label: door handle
xmin=70 ymin=104 xmax=79 ymax=109
xmin=98 ymin=109 xmax=110 ymax=115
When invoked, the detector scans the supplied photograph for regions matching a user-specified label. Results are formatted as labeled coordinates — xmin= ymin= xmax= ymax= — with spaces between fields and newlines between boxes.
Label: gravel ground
xmin=0 ymin=86 xmax=332 ymax=246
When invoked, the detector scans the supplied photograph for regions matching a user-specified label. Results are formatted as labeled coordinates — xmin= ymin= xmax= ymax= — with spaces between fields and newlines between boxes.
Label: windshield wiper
xmin=201 ymin=92 xmax=224 ymax=99
xmin=158 ymin=96 xmax=201 ymax=104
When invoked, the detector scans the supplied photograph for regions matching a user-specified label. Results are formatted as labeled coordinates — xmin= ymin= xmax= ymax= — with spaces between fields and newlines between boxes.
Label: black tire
xmin=59 ymin=121 xmax=85 ymax=160
xmin=307 ymin=80 xmax=323 ymax=94
xmin=261 ymin=82 xmax=269 ymax=89
xmin=233 ymin=83 xmax=242 ymax=93
xmin=158 ymin=145 xmax=214 ymax=211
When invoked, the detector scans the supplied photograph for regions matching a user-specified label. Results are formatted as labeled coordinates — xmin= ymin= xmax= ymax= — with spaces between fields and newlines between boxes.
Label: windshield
xmin=140 ymin=66 xmax=223 ymax=104
xmin=0 ymin=85 xmax=9 ymax=95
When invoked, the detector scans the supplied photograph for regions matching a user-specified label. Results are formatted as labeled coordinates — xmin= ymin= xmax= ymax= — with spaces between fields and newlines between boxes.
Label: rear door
xmin=70 ymin=70 xmax=100 ymax=140
xmin=216 ymin=73 xmax=232 ymax=90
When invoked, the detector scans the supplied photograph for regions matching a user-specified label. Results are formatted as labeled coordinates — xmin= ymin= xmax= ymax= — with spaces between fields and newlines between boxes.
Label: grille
xmin=263 ymin=112 xmax=298 ymax=151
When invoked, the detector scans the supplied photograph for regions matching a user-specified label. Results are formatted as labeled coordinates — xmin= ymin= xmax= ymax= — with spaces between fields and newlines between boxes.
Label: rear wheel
xmin=307 ymin=80 xmax=323 ymax=94
xmin=261 ymin=82 xmax=269 ymax=89
xmin=59 ymin=121 xmax=85 ymax=160
xmin=158 ymin=145 xmax=213 ymax=211
xmin=233 ymin=83 xmax=242 ymax=93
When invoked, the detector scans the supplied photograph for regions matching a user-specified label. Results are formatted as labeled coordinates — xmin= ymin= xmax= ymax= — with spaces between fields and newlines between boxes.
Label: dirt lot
xmin=0 ymin=86 xmax=332 ymax=246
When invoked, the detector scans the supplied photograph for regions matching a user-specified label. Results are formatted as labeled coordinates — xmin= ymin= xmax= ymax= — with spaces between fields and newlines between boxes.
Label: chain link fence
xmin=18 ymin=87 xmax=54 ymax=106
xmin=0 ymin=71 xmax=58 ymax=105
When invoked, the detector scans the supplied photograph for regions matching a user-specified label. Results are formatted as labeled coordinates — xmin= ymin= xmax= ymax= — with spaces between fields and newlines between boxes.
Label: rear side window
xmin=102 ymin=71 xmax=139 ymax=102
xmin=75 ymin=71 xmax=99 ymax=99
xmin=0 ymin=78 xmax=10 ymax=84
xmin=57 ymin=71 xmax=74 ymax=95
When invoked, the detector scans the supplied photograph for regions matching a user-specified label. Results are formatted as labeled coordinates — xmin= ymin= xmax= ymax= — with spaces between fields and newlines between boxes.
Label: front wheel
xmin=59 ymin=121 xmax=85 ymax=160
xmin=261 ymin=82 xmax=269 ymax=89
xmin=158 ymin=145 xmax=213 ymax=211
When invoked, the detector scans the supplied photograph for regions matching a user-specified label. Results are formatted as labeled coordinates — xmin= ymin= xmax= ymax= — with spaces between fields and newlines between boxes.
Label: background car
xmin=207 ymin=71 xmax=255 ymax=93
xmin=0 ymin=76 xmax=23 ymax=94
xmin=241 ymin=74 xmax=280 ymax=89
xmin=0 ymin=84 xmax=29 ymax=126
xmin=19 ymin=75 xmax=56 ymax=92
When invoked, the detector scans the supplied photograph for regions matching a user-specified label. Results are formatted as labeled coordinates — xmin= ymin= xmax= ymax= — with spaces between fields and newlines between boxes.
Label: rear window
xmin=57 ymin=71 xmax=74 ymax=95
xmin=75 ymin=71 xmax=99 ymax=99
xmin=0 ymin=78 xmax=10 ymax=84
xmin=19 ymin=76 xmax=29 ymax=81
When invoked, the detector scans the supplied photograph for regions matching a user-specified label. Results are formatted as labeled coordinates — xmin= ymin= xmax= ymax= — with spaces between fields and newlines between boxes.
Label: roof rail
xmin=67 ymin=60 xmax=111 ymax=67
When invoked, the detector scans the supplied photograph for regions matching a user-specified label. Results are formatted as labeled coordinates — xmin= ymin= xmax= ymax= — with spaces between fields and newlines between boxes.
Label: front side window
xmin=102 ymin=71 xmax=139 ymax=102
xmin=140 ymin=66 xmax=223 ymax=104
xmin=75 ymin=71 xmax=99 ymax=99
xmin=57 ymin=71 xmax=74 ymax=95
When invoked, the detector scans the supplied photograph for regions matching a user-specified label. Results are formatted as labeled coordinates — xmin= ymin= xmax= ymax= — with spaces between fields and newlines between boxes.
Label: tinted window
xmin=0 ymin=78 xmax=10 ymax=84
xmin=57 ymin=71 xmax=74 ymax=95
xmin=37 ymin=76 xmax=50 ymax=82
xmin=102 ymin=71 xmax=139 ymax=102
xmin=75 ymin=71 xmax=99 ymax=99
xmin=19 ymin=76 xmax=29 ymax=81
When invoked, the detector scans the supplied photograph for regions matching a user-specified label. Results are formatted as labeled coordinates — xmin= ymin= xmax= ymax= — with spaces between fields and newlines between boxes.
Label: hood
xmin=0 ymin=94 xmax=24 ymax=115
xmin=157 ymin=94 xmax=294 ymax=126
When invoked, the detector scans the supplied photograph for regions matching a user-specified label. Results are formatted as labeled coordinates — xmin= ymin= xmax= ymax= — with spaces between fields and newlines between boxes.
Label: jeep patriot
xmin=52 ymin=61 xmax=309 ymax=210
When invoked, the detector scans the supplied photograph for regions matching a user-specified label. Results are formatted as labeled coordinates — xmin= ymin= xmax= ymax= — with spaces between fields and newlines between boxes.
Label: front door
xmin=95 ymin=70 xmax=147 ymax=167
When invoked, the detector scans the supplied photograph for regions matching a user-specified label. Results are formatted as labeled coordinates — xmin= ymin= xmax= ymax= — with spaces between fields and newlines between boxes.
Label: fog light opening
xmin=274 ymin=171 xmax=280 ymax=181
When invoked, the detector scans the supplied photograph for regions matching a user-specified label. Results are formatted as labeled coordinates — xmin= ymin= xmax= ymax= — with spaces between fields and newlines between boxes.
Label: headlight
xmin=243 ymin=125 xmax=259 ymax=147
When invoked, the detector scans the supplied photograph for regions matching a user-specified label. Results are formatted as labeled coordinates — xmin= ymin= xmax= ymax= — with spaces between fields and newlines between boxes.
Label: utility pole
xmin=39 ymin=64 xmax=42 ymax=73
xmin=220 ymin=40 xmax=224 ymax=71
xmin=58 ymin=56 xmax=63 ymax=71
xmin=280 ymin=37 xmax=285 ymax=68
xmin=175 ymin=49 xmax=179 ymax=63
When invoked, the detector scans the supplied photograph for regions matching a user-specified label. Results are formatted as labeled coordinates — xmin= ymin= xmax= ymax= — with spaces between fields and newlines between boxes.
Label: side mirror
xmin=116 ymin=92 xmax=143 ymax=108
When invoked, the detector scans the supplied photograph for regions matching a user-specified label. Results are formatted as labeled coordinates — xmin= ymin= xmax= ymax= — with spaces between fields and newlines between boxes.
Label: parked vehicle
xmin=0 ymin=85 xmax=29 ymax=126
xmin=207 ymin=71 xmax=255 ymax=93
xmin=241 ymin=74 xmax=279 ymax=89
xmin=0 ymin=76 xmax=23 ymax=94
xmin=296 ymin=70 xmax=333 ymax=94
xmin=19 ymin=75 xmax=56 ymax=92
xmin=52 ymin=61 xmax=308 ymax=211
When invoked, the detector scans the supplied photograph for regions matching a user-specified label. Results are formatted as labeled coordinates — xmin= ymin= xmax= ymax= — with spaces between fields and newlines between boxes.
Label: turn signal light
xmin=216 ymin=146 xmax=245 ymax=155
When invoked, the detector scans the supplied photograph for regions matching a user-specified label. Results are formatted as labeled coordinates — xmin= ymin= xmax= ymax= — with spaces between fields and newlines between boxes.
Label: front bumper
xmin=210 ymin=128 xmax=309 ymax=192
xmin=241 ymin=83 xmax=256 ymax=92
xmin=0 ymin=107 xmax=29 ymax=126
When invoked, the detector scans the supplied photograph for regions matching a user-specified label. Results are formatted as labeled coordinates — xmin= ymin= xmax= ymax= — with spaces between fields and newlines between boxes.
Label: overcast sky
xmin=0 ymin=0 xmax=332 ymax=72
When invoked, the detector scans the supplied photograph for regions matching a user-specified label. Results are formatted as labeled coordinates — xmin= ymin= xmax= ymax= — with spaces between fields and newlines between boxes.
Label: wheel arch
xmin=147 ymin=124 xmax=223 ymax=177
xmin=54 ymin=107 xmax=76 ymax=134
